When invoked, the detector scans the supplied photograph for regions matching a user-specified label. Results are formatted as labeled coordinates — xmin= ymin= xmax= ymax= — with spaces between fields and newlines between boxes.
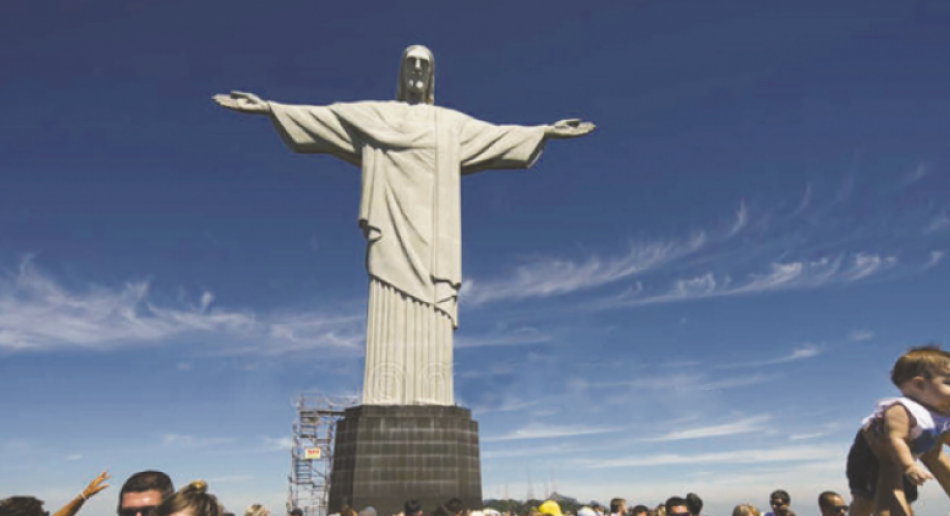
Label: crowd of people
xmin=486 ymin=491 xmax=847 ymax=516
xmin=0 ymin=471 xmax=846 ymax=516
xmin=527 ymin=491 xmax=848 ymax=516
xmin=0 ymin=471 xmax=258 ymax=516
xmin=5 ymin=345 xmax=950 ymax=516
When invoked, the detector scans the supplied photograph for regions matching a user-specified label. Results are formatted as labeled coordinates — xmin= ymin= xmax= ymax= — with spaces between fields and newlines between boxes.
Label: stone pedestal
xmin=328 ymin=405 xmax=481 ymax=516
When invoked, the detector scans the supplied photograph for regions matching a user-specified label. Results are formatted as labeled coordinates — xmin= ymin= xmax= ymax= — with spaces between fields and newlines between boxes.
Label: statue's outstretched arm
xmin=545 ymin=118 xmax=595 ymax=139
xmin=213 ymin=91 xmax=272 ymax=115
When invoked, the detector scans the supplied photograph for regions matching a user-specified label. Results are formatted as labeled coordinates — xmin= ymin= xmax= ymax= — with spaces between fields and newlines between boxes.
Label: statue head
xmin=396 ymin=45 xmax=435 ymax=105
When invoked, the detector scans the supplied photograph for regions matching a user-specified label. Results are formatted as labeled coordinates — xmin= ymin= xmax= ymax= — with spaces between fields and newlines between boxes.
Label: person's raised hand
xmin=81 ymin=470 xmax=110 ymax=500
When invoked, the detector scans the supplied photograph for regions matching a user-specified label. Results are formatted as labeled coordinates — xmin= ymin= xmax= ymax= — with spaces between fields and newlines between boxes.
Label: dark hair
xmin=445 ymin=499 xmax=465 ymax=516
xmin=609 ymin=500 xmax=625 ymax=515
xmin=631 ymin=506 xmax=649 ymax=516
xmin=120 ymin=471 xmax=175 ymax=511
xmin=157 ymin=481 xmax=222 ymax=516
xmin=685 ymin=494 xmax=702 ymax=516
xmin=432 ymin=506 xmax=450 ymax=516
xmin=817 ymin=492 xmax=841 ymax=511
xmin=0 ymin=497 xmax=46 ymax=516
xmin=769 ymin=490 xmax=790 ymax=504
xmin=892 ymin=345 xmax=950 ymax=386
xmin=665 ymin=498 xmax=688 ymax=515
xmin=405 ymin=500 xmax=423 ymax=516
xmin=290 ymin=510 xmax=304 ymax=516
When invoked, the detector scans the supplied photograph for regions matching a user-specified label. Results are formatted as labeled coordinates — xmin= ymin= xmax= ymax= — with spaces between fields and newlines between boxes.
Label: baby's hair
xmin=891 ymin=345 xmax=950 ymax=386
xmin=158 ymin=480 xmax=223 ymax=516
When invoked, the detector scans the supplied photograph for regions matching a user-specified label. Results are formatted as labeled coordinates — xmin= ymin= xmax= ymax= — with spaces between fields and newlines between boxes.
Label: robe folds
xmin=268 ymin=100 xmax=547 ymax=404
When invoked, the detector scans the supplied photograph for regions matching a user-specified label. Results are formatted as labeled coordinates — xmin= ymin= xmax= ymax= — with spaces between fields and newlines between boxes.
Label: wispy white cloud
xmin=482 ymin=443 xmax=587 ymax=459
xmin=456 ymin=327 xmax=551 ymax=348
xmin=849 ymin=330 xmax=875 ymax=342
xmin=261 ymin=436 xmax=293 ymax=451
xmin=577 ymin=444 xmax=841 ymax=468
xmin=65 ymin=454 xmax=83 ymax=461
xmin=465 ymin=179 xmax=949 ymax=313
xmin=0 ymin=257 xmax=363 ymax=355
xmin=924 ymin=250 xmax=945 ymax=269
xmin=462 ymin=232 xmax=707 ymax=306
xmin=457 ymin=362 xmax=516 ymax=379
xmin=592 ymin=371 xmax=771 ymax=394
xmin=729 ymin=201 xmax=749 ymax=236
xmin=1 ymin=439 xmax=31 ymax=453
xmin=901 ymin=162 xmax=930 ymax=186
xmin=596 ymin=253 xmax=900 ymax=310
xmin=716 ymin=344 xmax=821 ymax=369
xmin=483 ymin=423 xmax=621 ymax=442
xmin=787 ymin=343 xmax=821 ymax=360
xmin=792 ymin=183 xmax=812 ymax=216
xmin=834 ymin=174 xmax=855 ymax=205
xmin=789 ymin=432 xmax=826 ymax=441
xmin=643 ymin=415 xmax=771 ymax=442
xmin=929 ymin=213 xmax=950 ymax=233
xmin=471 ymin=396 xmax=539 ymax=415
xmin=699 ymin=373 xmax=771 ymax=391
xmin=842 ymin=253 xmax=898 ymax=281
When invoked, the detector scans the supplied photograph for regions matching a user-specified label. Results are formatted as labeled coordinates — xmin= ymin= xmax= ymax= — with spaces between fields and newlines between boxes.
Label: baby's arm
xmin=883 ymin=404 xmax=933 ymax=484
xmin=921 ymin=433 xmax=950 ymax=498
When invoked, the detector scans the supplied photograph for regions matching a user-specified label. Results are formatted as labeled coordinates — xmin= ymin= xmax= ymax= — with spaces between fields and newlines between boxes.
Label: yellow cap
xmin=539 ymin=501 xmax=563 ymax=516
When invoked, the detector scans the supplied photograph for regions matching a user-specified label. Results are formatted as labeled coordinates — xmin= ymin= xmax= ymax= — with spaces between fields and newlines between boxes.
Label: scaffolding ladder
xmin=287 ymin=394 xmax=353 ymax=516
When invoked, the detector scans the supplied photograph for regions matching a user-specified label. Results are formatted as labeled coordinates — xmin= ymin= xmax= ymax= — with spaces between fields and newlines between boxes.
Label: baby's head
xmin=892 ymin=345 xmax=950 ymax=410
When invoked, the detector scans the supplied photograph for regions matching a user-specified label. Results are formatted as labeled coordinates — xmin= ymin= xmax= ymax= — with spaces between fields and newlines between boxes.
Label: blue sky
xmin=2 ymin=1 xmax=950 ymax=515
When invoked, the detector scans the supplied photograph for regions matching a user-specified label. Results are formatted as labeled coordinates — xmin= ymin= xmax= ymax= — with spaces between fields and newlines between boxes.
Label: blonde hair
xmin=731 ymin=505 xmax=760 ymax=516
xmin=157 ymin=481 xmax=223 ymax=516
xmin=245 ymin=505 xmax=270 ymax=516
xmin=892 ymin=345 xmax=950 ymax=386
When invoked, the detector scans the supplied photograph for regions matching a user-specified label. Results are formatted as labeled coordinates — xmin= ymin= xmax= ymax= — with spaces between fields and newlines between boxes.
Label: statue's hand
xmin=213 ymin=91 xmax=270 ymax=115
xmin=546 ymin=119 xmax=595 ymax=139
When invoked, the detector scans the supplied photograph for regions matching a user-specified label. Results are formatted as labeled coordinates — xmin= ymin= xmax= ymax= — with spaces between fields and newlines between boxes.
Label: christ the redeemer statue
xmin=214 ymin=45 xmax=593 ymax=406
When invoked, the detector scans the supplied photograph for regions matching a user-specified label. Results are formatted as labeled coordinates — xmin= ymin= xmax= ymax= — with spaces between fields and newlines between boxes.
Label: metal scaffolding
xmin=287 ymin=394 xmax=354 ymax=516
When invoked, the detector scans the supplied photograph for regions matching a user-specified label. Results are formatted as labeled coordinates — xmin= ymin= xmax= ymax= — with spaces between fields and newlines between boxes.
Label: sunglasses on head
xmin=119 ymin=506 xmax=159 ymax=516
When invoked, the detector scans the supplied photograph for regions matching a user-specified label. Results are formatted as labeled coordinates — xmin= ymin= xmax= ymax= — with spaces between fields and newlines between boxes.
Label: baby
xmin=848 ymin=345 xmax=950 ymax=516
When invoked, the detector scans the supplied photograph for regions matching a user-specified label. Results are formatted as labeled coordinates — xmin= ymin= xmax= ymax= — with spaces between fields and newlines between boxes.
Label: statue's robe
xmin=268 ymin=100 xmax=547 ymax=405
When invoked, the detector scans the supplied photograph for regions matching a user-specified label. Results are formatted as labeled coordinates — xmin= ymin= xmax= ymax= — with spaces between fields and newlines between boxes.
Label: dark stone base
xmin=328 ymin=405 xmax=481 ymax=516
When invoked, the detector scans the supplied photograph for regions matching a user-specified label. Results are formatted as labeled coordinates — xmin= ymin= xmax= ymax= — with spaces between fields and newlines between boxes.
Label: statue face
xmin=402 ymin=47 xmax=432 ymax=96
